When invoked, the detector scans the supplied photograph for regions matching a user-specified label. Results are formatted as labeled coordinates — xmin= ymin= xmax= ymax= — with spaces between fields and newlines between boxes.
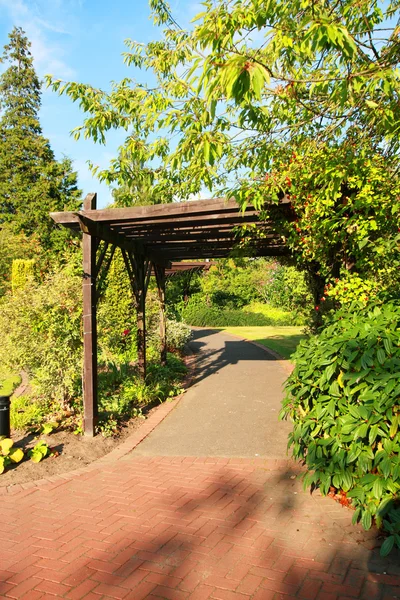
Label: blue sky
xmin=0 ymin=0 xmax=201 ymax=207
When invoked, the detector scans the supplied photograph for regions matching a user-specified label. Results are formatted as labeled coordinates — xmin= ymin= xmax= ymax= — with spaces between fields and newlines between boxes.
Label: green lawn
xmin=221 ymin=326 xmax=306 ymax=359
xmin=0 ymin=373 xmax=21 ymax=396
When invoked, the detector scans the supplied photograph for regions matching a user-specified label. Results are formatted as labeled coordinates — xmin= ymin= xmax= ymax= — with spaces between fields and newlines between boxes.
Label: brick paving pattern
xmin=1 ymin=330 xmax=399 ymax=599
xmin=1 ymin=455 xmax=399 ymax=599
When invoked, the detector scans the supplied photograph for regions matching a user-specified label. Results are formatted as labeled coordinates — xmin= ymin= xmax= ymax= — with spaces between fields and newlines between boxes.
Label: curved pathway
xmin=0 ymin=329 xmax=399 ymax=600
xmin=133 ymin=329 xmax=292 ymax=458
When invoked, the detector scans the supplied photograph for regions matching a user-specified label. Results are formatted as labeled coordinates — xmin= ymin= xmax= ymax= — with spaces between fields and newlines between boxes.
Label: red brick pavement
xmin=0 ymin=455 xmax=399 ymax=599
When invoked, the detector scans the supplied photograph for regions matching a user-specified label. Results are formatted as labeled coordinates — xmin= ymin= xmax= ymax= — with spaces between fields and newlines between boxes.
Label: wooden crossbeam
xmin=77 ymin=215 xmax=170 ymax=268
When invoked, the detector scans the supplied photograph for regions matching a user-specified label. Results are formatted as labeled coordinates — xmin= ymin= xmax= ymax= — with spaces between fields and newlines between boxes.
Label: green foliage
xmin=97 ymin=353 xmax=187 ymax=436
xmin=10 ymin=395 xmax=49 ymax=431
xmin=28 ymin=440 xmax=49 ymax=463
xmin=245 ymin=302 xmax=306 ymax=326
xmin=0 ymin=27 xmax=81 ymax=253
xmin=200 ymin=259 xmax=267 ymax=307
xmin=0 ymin=265 xmax=83 ymax=407
xmin=48 ymin=1 xmax=400 ymax=301
xmin=11 ymin=259 xmax=35 ymax=292
xmin=180 ymin=294 xmax=300 ymax=327
xmin=281 ymin=303 xmax=400 ymax=554
xmin=0 ymin=373 xmax=21 ymax=396
xmin=165 ymin=319 xmax=191 ymax=351
xmin=97 ymin=250 xmax=138 ymax=364
xmin=324 ymin=273 xmax=379 ymax=307
xmin=0 ymin=225 xmax=41 ymax=296
xmin=0 ymin=437 xmax=24 ymax=474
xmin=261 ymin=264 xmax=313 ymax=314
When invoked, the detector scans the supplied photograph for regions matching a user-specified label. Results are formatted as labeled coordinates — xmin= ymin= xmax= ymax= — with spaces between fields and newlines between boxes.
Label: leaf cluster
xmin=281 ymin=302 xmax=400 ymax=553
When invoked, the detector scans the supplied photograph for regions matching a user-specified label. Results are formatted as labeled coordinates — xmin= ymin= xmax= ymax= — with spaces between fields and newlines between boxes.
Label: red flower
xmin=122 ymin=329 xmax=130 ymax=337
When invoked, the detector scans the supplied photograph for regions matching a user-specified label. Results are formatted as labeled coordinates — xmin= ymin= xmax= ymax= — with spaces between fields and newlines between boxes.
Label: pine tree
xmin=0 ymin=27 xmax=81 ymax=250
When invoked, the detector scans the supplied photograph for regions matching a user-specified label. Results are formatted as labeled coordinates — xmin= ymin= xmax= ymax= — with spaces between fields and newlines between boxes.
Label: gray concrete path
xmin=133 ymin=328 xmax=293 ymax=458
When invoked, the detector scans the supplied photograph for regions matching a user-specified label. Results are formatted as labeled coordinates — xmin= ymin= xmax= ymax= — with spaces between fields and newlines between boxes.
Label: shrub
xmin=166 ymin=319 xmax=192 ymax=350
xmin=97 ymin=250 xmax=138 ymax=364
xmin=245 ymin=302 xmax=307 ymax=326
xmin=0 ymin=265 xmax=83 ymax=407
xmin=261 ymin=264 xmax=313 ymax=313
xmin=281 ymin=303 xmax=400 ymax=554
xmin=97 ymin=354 xmax=187 ymax=435
xmin=180 ymin=297 xmax=302 ymax=327
xmin=11 ymin=259 xmax=35 ymax=292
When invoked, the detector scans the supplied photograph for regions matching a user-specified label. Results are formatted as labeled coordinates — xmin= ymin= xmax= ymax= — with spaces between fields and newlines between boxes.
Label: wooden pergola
xmin=51 ymin=193 xmax=291 ymax=436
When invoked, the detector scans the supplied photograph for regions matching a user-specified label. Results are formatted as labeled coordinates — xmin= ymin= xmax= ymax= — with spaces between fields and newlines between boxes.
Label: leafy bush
xmin=0 ymin=265 xmax=83 ymax=407
xmin=281 ymin=303 xmax=400 ymax=554
xmin=10 ymin=395 xmax=48 ymax=431
xmin=97 ymin=354 xmax=187 ymax=435
xmin=166 ymin=319 xmax=192 ymax=350
xmin=11 ymin=259 xmax=35 ymax=292
xmin=245 ymin=302 xmax=307 ymax=326
xmin=97 ymin=251 xmax=138 ymax=364
xmin=261 ymin=264 xmax=313 ymax=313
xmin=180 ymin=296 xmax=301 ymax=327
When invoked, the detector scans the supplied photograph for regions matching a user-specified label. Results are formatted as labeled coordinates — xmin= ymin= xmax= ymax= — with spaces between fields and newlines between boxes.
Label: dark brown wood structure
xmin=51 ymin=194 xmax=290 ymax=436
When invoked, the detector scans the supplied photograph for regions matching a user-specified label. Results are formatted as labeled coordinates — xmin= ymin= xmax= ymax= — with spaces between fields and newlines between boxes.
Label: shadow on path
xmin=1 ymin=458 xmax=399 ymax=599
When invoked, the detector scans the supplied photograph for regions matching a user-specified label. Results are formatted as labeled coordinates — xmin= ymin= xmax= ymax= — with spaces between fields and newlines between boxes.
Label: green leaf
xmin=8 ymin=448 xmax=24 ymax=464
xmin=372 ymin=477 xmax=384 ymax=499
xmin=352 ymin=508 xmax=361 ymax=525
xmin=380 ymin=536 xmax=395 ymax=557
xmin=377 ymin=348 xmax=386 ymax=365
xmin=369 ymin=424 xmax=379 ymax=445
xmin=362 ymin=510 xmax=372 ymax=531
xmin=0 ymin=438 xmax=13 ymax=456
xmin=380 ymin=457 xmax=392 ymax=479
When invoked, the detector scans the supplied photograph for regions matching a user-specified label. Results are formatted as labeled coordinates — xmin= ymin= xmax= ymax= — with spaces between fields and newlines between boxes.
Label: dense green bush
xmin=97 ymin=353 xmax=187 ymax=435
xmin=11 ymin=395 xmax=49 ymax=431
xmin=166 ymin=319 xmax=192 ymax=351
xmin=281 ymin=303 xmax=400 ymax=555
xmin=97 ymin=251 xmax=138 ymax=364
xmin=0 ymin=265 xmax=83 ymax=407
xmin=261 ymin=264 xmax=313 ymax=313
xmin=11 ymin=259 xmax=35 ymax=292
xmin=180 ymin=294 xmax=302 ymax=327
xmin=245 ymin=302 xmax=307 ymax=326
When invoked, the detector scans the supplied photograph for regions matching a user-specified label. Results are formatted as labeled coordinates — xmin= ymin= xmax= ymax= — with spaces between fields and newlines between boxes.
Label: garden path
xmin=133 ymin=328 xmax=292 ymax=458
xmin=0 ymin=329 xmax=399 ymax=599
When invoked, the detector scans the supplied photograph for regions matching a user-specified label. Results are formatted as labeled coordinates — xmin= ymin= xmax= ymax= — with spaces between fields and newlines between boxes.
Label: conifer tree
xmin=0 ymin=27 xmax=81 ymax=250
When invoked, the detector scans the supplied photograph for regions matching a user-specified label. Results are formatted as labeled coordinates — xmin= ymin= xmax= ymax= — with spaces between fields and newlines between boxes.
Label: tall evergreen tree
xmin=0 ymin=27 xmax=81 ymax=250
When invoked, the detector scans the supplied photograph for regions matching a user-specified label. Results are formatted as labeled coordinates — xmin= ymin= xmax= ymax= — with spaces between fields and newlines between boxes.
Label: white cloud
xmin=0 ymin=0 xmax=79 ymax=78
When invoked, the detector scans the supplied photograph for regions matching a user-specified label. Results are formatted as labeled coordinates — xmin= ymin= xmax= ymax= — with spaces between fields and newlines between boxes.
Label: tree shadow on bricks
xmin=53 ymin=460 xmax=400 ymax=599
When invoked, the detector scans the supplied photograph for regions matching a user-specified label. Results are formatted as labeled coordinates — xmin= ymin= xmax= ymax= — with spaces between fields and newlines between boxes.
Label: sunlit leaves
xmin=281 ymin=302 xmax=400 ymax=555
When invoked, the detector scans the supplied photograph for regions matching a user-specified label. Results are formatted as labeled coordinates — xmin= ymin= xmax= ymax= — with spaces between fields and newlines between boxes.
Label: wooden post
xmin=82 ymin=193 xmax=98 ymax=436
xmin=136 ymin=255 xmax=146 ymax=379
xmin=154 ymin=264 xmax=167 ymax=365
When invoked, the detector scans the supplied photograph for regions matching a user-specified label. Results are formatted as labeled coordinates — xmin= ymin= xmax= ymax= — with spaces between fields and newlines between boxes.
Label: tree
xmin=48 ymin=0 xmax=400 ymax=301
xmin=0 ymin=27 xmax=81 ymax=250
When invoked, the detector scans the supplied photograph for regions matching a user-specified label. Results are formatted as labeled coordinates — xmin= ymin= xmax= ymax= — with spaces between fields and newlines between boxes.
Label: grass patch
xmin=221 ymin=326 xmax=306 ymax=359
xmin=0 ymin=373 xmax=22 ymax=396
xmin=11 ymin=395 xmax=49 ymax=430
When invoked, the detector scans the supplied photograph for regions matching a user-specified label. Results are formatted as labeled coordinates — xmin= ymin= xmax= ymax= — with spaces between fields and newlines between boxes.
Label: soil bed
xmin=0 ymin=406 xmax=159 ymax=487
